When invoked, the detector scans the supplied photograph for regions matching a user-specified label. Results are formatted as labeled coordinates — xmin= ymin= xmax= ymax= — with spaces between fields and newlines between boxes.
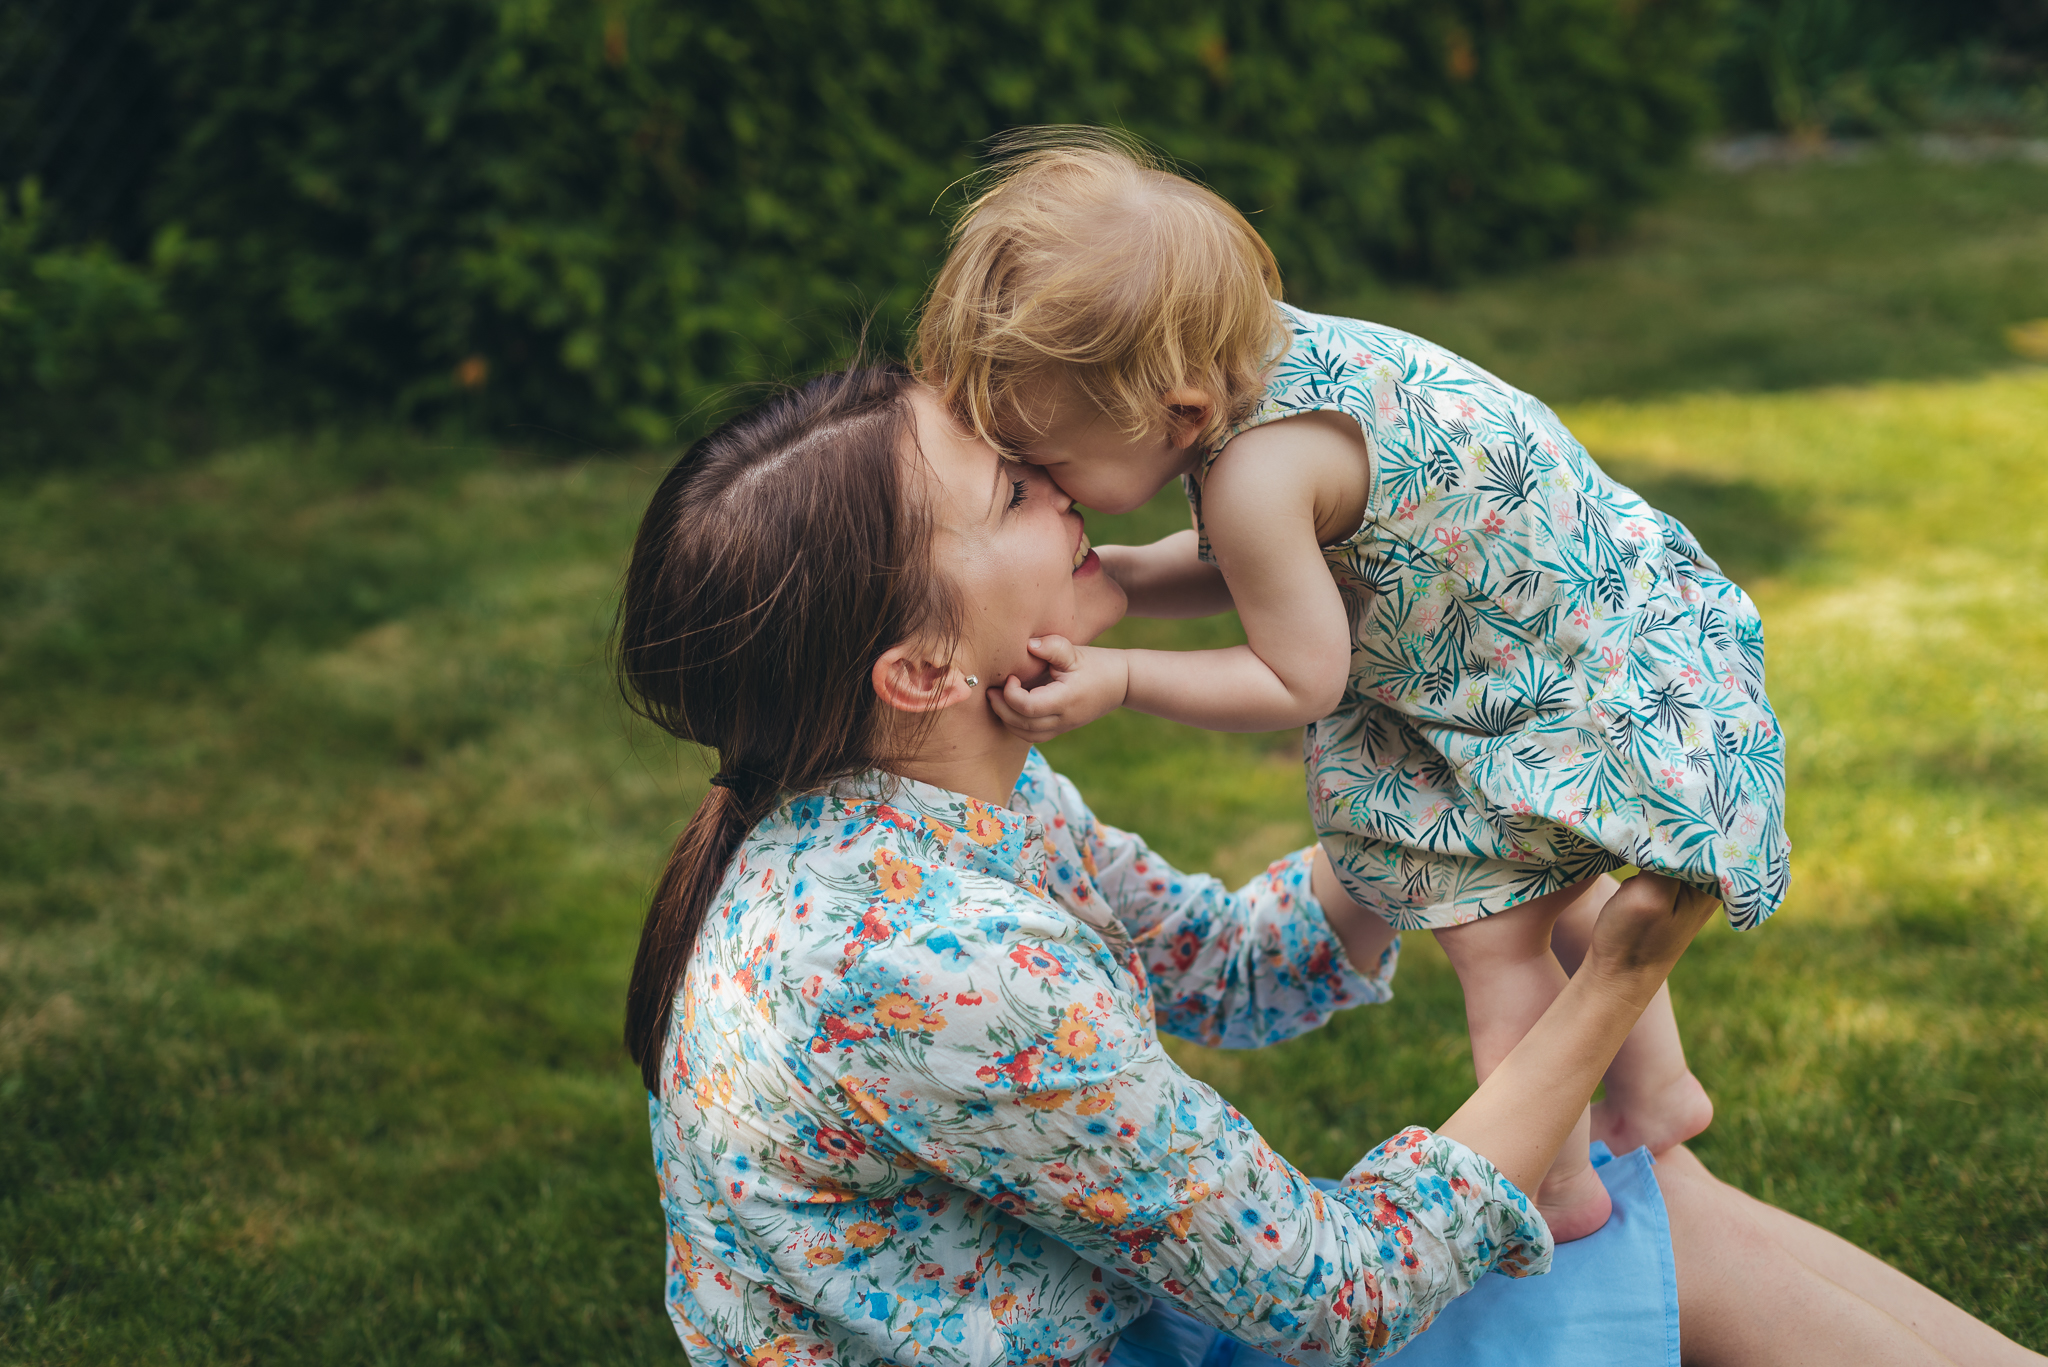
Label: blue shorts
xmin=1108 ymin=1144 xmax=1680 ymax=1367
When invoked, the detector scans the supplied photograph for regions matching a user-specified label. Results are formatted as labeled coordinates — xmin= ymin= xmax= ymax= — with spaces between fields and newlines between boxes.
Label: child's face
xmin=1012 ymin=380 xmax=1206 ymax=515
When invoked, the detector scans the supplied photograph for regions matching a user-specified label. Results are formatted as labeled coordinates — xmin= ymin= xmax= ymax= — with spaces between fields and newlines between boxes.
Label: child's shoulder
xmin=1260 ymin=303 xmax=1559 ymax=430
xmin=1272 ymin=302 xmax=1508 ymax=389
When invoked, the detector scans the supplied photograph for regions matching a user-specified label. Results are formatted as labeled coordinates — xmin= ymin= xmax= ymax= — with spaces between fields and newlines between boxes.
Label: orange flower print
xmin=750 ymin=1336 xmax=799 ymax=1367
xmin=1019 ymin=1089 xmax=1073 ymax=1111
xmin=871 ymin=849 xmax=923 ymax=902
xmin=873 ymin=993 xmax=946 ymax=1034
xmin=963 ymin=802 xmax=1006 ymax=846
xmin=1052 ymin=1004 xmax=1099 ymax=1059
xmin=839 ymin=1081 xmax=890 ymax=1128
xmin=846 ymin=1220 xmax=890 ymax=1249
xmin=988 ymin=1292 xmax=1019 ymax=1320
xmin=1165 ymin=1208 xmax=1194 ymax=1239
xmin=805 ymin=1245 xmax=844 ymax=1267
xmin=1076 ymin=1091 xmax=1115 ymax=1115
xmin=1063 ymin=1187 xmax=1131 ymax=1225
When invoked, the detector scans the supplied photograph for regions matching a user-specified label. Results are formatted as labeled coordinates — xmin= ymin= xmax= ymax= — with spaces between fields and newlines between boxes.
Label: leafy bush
xmin=1715 ymin=0 xmax=2048 ymax=134
xmin=3 ymin=0 xmax=1725 ymax=460
xmin=0 ymin=184 xmax=189 ymax=472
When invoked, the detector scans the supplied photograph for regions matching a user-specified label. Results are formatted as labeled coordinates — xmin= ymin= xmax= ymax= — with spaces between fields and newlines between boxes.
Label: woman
xmin=615 ymin=366 xmax=2040 ymax=1367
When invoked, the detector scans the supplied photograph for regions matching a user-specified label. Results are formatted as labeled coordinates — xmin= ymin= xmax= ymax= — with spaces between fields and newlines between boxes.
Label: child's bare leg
xmin=1433 ymin=889 xmax=1611 ymax=1241
xmin=1551 ymin=874 xmax=1715 ymax=1154
xmin=1309 ymin=846 xmax=1401 ymax=976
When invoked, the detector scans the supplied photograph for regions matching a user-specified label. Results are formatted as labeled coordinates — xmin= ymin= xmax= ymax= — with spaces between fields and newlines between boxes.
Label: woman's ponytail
xmin=612 ymin=366 xmax=957 ymax=1096
xmin=624 ymin=784 xmax=757 ymax=1093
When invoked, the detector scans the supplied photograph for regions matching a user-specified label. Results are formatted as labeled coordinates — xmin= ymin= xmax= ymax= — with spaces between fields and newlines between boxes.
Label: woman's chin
xmin=1072 ymin=567 xmax=1129 ymax=643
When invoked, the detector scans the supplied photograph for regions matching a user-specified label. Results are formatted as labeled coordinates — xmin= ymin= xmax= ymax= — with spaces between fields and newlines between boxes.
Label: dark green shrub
xmin=4 ymin=0 xmax=1725 ymax=458
xmin=0 ymin=184 xmax=189 ymax=472
xmin=1715 ymin=0 xmax=2048 ymax=134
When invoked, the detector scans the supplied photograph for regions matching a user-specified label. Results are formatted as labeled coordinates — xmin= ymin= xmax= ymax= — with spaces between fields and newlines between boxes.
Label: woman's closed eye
xmin=1007 ymin=477 xmax=1028 ymax=511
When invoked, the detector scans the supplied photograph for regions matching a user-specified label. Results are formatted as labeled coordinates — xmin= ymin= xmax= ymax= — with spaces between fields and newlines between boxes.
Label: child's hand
xmin=988 ymin=636 xmax=1131 ymax=743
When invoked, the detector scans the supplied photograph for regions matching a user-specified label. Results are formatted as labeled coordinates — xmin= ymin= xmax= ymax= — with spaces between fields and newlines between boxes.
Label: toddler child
xmin=913 ymin=133 xmax=1789 ymax=1240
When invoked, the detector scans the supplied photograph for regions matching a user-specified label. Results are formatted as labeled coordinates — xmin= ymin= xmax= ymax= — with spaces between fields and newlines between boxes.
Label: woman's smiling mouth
xmin=1072 ymin=527 xmax=1095 ymax=573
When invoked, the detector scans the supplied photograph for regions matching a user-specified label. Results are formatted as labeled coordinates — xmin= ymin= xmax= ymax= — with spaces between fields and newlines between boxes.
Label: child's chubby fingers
xmin=988 ymin=679 xmax=1070 ymax=740
xmin=1025 ymin=634 xmax=1081 ymax=672
xmin=995 ymin=672 xmax=1066 ymax=719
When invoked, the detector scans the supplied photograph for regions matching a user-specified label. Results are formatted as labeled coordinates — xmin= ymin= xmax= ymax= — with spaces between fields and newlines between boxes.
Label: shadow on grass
xmin=1599 ymin=458 xmax=1820 ymax=582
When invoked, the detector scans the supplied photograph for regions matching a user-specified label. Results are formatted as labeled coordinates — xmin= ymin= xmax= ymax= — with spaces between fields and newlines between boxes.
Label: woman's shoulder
xmin=696 ymin=762 xmax=1121 ymax=1020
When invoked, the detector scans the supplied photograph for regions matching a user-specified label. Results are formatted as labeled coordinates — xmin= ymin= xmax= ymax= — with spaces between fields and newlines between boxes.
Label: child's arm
xmin=992 ymin=413 xmax=1366 ymax=739
xmin=1097 ymin=530 xmax=1233 ymax=618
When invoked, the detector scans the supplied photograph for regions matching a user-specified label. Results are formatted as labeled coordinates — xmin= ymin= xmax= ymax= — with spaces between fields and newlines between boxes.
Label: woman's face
xmin=906 ymin=386 xmax=1127 ymax=688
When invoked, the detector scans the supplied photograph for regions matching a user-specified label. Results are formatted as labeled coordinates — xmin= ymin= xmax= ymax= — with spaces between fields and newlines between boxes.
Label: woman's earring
xmin=963 ymin=675 xmax=979 ymax=687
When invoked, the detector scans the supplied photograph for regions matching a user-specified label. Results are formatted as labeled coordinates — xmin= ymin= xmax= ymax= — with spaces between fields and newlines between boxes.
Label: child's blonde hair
xmin=913 ymin=127 xmax=1286 ymax=456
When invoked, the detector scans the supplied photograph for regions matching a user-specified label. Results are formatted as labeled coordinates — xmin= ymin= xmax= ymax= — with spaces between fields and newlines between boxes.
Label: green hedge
xmin=3 ymin=0 xmax=1724 ymax=463
xmin=1714 ymin=0 xmax=2048 ymax=134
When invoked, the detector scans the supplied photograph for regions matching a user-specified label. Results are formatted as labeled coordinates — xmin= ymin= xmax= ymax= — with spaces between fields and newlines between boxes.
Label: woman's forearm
xmin=1439 ymin=878 xmax=1719 ymax=1198
xmin=1437 ymin=967 xmax=1657 ymax=1196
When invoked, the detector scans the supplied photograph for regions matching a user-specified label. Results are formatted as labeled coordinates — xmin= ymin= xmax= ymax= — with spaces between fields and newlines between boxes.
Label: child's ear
xmin=1162 ymin=387 xmax=1218 ymax=449
xmin=872 ymin=643 xmax=977 ymax=714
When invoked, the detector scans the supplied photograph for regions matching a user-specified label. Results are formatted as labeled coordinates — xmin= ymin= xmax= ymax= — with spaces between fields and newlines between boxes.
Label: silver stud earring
xmin=963 ymin=675 xmax=979 ymax=687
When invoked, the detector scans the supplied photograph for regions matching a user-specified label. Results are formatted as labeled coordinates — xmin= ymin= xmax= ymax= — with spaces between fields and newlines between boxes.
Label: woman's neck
xmin=884 ymin=703 xmax=1034 ymax=809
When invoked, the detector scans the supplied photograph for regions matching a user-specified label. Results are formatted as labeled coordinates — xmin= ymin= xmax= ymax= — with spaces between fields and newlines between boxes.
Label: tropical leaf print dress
xmin=650 ymin=751 xmax=1550 ymax=1366
xmin=1186 ymin=305 xmax=1790 ymax=931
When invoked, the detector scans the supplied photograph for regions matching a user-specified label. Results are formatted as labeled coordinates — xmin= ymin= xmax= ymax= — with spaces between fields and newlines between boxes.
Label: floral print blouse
xmin=649 ymin=750 xmax=1551 ymax=1366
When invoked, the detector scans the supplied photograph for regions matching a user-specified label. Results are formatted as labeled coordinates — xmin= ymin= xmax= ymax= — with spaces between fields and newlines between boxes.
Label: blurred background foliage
xmin=4 ymin=0 xmax=2042 ymax=473
xmin=0 ymin=0 xmax=1720 ymax=467
xmin=1716 ymin=0 xmax=2048 ymax=136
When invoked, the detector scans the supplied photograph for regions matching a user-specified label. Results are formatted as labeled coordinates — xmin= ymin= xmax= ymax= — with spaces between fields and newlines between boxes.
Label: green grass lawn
xmin=5 ymin=157 xmax=2047 ymax=1361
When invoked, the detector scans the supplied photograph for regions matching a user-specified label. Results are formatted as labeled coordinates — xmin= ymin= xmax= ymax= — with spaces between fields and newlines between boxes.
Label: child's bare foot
xmin=1537 ymin=1151 xmax=1613 ymax=1243
xmin=1592 ymin=1069 xmax=1714 ymax=1155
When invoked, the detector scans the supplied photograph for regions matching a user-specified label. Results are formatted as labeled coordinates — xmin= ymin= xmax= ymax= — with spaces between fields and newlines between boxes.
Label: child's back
xmin=1202 ymin=303 xmax=1788 ymax=930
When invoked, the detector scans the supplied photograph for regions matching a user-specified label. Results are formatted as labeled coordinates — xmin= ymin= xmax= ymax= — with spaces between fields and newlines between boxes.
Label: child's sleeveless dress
xmin=1186 ymin=304 xmax=1789 ymax=931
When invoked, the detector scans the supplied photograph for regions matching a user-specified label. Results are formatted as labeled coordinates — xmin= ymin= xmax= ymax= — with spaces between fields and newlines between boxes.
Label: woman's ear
xmin=1162 ymin=387 xmax=1218 ymax=450
xmin=872 ymin=643 xmax=975 ymax=714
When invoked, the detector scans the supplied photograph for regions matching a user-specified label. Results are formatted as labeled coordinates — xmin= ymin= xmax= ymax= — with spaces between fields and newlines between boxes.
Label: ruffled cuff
xmin=1334 ymin=1126 xmax=1552 ymax=1354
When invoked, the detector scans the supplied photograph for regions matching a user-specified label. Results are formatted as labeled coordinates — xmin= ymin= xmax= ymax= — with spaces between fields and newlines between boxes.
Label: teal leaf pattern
xmin=1187 ymin=306 xmax=1790 ymax=930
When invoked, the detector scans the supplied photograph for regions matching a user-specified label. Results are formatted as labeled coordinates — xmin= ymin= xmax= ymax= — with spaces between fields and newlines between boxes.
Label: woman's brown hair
xmin=613 ymin=365 xmax=957 ymax=1094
